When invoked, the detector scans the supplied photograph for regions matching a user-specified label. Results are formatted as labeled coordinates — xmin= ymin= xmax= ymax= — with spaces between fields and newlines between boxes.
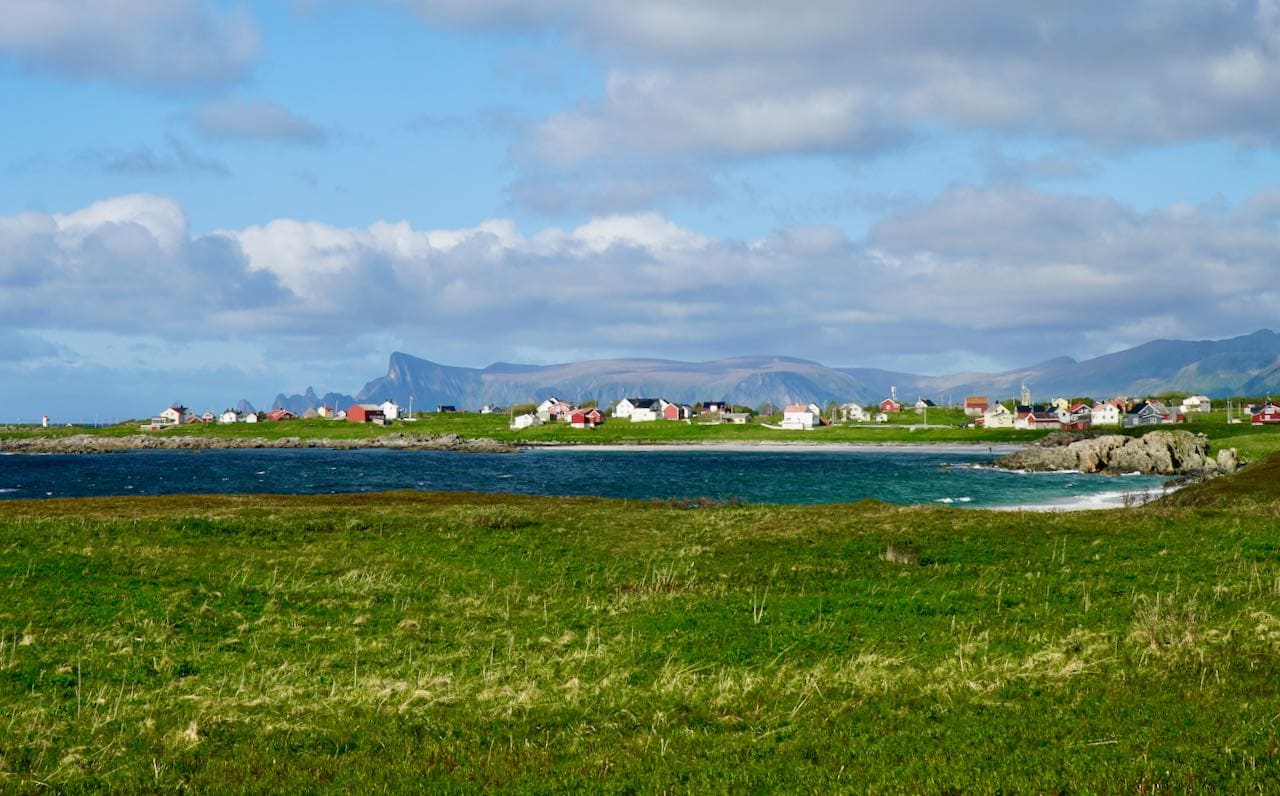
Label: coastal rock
xmin=0 ymin=433 xmax=516 ymax=455
xmin=996 ymin=430 xmax=1236 ymax=477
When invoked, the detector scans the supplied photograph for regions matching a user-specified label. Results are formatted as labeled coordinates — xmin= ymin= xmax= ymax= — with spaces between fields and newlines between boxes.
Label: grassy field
xmin=3 ymin=463 xmax=1280 ymax=791
xmin=2 ymin=409 xmax=1035 ymax=446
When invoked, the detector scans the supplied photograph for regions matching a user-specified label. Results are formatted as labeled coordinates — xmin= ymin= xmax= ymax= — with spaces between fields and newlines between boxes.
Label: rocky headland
xmin=0 ymin=433 xmax=516 ymax=455
xmin=995 ymin=430 xmax=1238 ymax=478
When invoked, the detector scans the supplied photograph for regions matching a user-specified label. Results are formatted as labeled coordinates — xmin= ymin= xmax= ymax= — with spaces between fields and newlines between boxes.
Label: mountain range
xmin=264 ymin=329 xmax=1280 ymax=414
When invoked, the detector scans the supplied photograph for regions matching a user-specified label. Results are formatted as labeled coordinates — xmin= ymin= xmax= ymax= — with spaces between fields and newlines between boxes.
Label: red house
xmin=1252 ymin=404 xmax=1280 ymax=425
xmin=880 ymin=398 xmax=902 ymax=413
xmin=1059 ymin=403 xmax=1093 ymax=430
xmin=266 ymin=408 xmax=295 ymax=421
xmin=662 ymin=403 xmax=691 ymax=420
xmin=347 ymin=403 xmax=387 ymax=424
xmin=1024 ymin=410 xmax=1062 ymax=429
xmin=569 ymin=408 xmax=604 ymax=428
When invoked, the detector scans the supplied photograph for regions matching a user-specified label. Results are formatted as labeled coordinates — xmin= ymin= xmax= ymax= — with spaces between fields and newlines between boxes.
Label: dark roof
xmin=630 ymin=398 xmax=661 ymax=409
xmin=1127 ymin=401 xmax=1161 ymax=415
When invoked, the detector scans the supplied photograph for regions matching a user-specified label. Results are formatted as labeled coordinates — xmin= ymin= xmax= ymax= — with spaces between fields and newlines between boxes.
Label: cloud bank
xmin=3 ymin=190 xmax=1278 ymax=368
xmin=397 ymin=0 xmax=1280 ymax=213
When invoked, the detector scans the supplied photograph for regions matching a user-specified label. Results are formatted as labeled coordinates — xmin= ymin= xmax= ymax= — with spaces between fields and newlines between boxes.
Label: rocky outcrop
xmin=0 ymin=433 xmax=516 ymax=455
xmin=995 ymin=430 xmax=1237 ymax=477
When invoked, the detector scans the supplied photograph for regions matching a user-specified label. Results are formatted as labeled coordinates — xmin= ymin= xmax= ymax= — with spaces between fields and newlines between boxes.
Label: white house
xmin=218 ymin=410 xmax=238 ymax=424
xmin=1091 ymin=403 xmax=1123 ymax=426
xmin=874 ymin=412 xmax=889 ymax=423
xmin=1058 ymin=403 xmax=1092 ymax=428
xmin=840 ymin=402 xmax=869 ymax=422
xmin=624 ymin=398 xmax=662 ymax=422
xmin=915 ymin=397 xmax=936 ymax=412
xmin=241 ymin=412 xmax=259 ymax=424
xmin=1050 ymin=397 xmax=1070 ymax=411
xmin=612 ymin=398 xmax=637 ymax=419
xmin=536 ymin=398 xmax=574 ymax=422
xmin=510 ymin=413 xmax=542 ymax=430
xmin=479 ymin=404 xmax=502 ymax=415
xmin=380 ymin=400 xmax=401 ymax=421
xmin=1181 ymin=395 xmax=1212 ymax=414
xmin=158 ymin=405 xmax=190 ymax=425
xmin=781 ymin=403 xmax=818 ymax=430
xmin=982 ymin=404 xmax=1014 ymax=429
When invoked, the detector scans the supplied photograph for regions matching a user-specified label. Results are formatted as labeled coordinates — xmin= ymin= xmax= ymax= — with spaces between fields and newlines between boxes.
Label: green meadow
xmin=3 ymin=455 xmax=1280 ymax=791
xmin=3 ymin=409 xmax=1033 ymax=446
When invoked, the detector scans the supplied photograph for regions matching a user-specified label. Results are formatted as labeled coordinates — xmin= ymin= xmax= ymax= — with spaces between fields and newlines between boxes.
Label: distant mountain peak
xmin=273 ymin=329 xmax=1280 ymax=412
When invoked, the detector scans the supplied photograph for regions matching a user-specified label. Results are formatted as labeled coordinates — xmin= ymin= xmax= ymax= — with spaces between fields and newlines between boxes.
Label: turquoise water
xmin=0 ymin=447 xmax=1171 ymax=508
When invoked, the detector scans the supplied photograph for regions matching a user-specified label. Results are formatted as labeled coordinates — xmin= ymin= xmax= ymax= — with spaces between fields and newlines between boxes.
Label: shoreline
xmin=0 ymin=434 xmax=1025 ymax=456
xmin=0 ymin=433 xmax=517 ymax=455
xmin=527 ymin=441 xmax=1024 ymax=454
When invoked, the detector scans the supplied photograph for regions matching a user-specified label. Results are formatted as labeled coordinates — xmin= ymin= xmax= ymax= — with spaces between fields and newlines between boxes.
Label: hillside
xmin=253 ymin=329 xmax=1280 ymax=412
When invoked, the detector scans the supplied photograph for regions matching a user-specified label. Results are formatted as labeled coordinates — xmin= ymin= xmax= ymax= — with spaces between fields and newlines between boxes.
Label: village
xmin=137 ymin=386 xmax=1280 ymax=432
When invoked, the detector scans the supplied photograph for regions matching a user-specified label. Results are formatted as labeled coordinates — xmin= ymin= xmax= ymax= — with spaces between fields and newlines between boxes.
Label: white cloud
xmin=0 ymin=194 xmax=288 ymax=336
xmin=0 ymin=0 xmax=259 ymax=88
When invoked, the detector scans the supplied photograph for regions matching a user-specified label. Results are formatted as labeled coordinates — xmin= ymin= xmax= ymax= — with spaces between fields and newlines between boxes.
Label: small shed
xmin=347 ymin=404 xmax=387 ymax=424
xmin=569 ymin=408 xmax=605 ymax=428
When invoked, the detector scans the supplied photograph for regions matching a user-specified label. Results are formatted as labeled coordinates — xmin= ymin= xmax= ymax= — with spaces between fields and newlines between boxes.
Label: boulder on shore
xmin=996 ymin=430 xmax=1236 ymax=477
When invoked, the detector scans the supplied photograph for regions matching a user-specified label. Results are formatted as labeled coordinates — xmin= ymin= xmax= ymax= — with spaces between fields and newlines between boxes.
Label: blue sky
xmin=3 ymin=1 xmax=1280 ymax=420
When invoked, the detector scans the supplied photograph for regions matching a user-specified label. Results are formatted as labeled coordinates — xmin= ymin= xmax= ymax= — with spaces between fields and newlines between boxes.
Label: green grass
xmin=2 ymin=412 xmax=1036 ymax=446
xmin=3 ymin=465 xmax=1280 ymax=791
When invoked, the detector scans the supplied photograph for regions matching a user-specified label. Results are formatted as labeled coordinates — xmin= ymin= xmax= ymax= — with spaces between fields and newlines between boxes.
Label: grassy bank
xmin=7 ymin=409 xmax=1278 ymax=460
xmin=3 ymin=467 xmax=1280 ymax=791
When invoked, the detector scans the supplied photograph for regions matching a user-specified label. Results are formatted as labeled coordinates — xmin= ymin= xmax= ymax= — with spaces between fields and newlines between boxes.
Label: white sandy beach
xmin=987 ymin=485 xmax=1180 ymax=512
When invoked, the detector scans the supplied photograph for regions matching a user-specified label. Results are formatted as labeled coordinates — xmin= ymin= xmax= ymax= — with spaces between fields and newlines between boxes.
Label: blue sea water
xmin=0 ymin=447 xmax=1171 ymax=508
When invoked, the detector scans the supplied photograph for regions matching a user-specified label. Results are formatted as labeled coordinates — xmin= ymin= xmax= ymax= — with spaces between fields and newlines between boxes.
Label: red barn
xmin=662 ymin=403 xmax=691 ymax=420
xmin=880 ymin=398 xmax=902 ymax=413
xmin=569 ymin=408 xmax=604 ymax=428
xmin=347 ymin=403 xmax=386 ymax=424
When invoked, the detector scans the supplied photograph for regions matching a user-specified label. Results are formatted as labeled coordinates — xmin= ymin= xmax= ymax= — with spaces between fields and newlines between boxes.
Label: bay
xmin=0 ymin=447 xmax=1171 ymax=509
